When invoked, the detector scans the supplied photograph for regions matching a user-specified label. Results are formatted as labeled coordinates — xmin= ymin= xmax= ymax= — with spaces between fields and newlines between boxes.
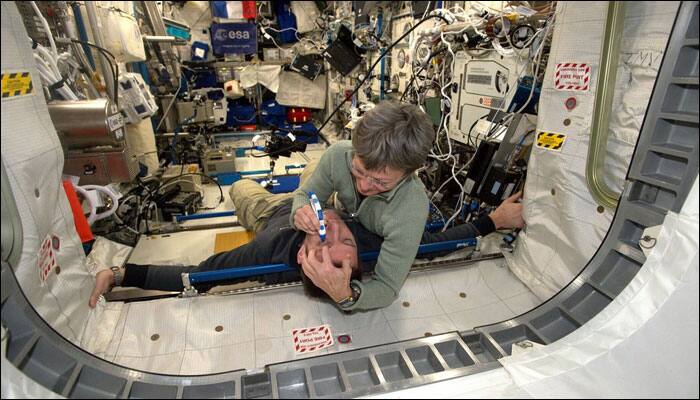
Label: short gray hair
xmin=352 ymin=101 xmax=435 ymax=173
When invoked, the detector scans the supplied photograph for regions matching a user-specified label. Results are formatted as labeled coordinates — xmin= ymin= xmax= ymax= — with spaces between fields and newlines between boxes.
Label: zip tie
xmin=48 ymin=77 xmax=67 ymax=91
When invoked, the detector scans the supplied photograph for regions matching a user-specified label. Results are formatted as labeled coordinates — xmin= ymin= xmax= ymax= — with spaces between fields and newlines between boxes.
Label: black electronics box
xmin=266 ymin=134 xmax=308 ymax=158
xmin=290 ymin=54 xmax=323 ymax=80
xmin=323 ymin=25 xmax=363 ymax=76
xmin=412 ymin=1 xmax=436 ymax=17
xmin=465 ymin=140 xmax=500 ymax=196
xmin=353 ymin=1 xmax=372 ymax=25
xmin=161 ymin=191 xmax=203 ymax=220
xmin=477 ymin=167 xmax=522 ymax=206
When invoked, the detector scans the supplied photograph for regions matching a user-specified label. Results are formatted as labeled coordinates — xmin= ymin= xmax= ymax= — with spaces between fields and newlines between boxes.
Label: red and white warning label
xmin=292 ymin=325 xmax=333 ymax=354
xmin=38 ymin=234 xmax=57 ymax=284
xmin=555 ymin=63 xmax=591 ymax=91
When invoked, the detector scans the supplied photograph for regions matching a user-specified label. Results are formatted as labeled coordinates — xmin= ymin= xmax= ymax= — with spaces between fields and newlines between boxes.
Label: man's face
xmin=350 ymin=156 xmax=407 ymax=197
xmin=297 ymin=210 xmax=358 ymax=269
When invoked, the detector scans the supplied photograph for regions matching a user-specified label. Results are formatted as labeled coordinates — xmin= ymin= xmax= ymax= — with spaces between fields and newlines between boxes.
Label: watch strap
xmin=110 ymin=266 xmax=123 ymax=287
xmin=337 ymin=283 xmax=361 ymax=308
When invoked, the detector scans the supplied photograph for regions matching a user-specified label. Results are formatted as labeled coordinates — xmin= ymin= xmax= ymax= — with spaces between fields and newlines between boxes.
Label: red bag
xmin=62 ymin=180 xmax=94 ymax=244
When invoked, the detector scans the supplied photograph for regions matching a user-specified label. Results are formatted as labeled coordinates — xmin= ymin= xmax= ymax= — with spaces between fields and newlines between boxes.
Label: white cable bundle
xmin=29 ymin=1 xmax=79 ymax=100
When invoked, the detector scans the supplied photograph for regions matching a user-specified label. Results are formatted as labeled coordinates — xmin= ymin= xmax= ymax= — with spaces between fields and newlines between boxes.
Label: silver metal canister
xmin=47 ymin=98 xmax=125 ymax=148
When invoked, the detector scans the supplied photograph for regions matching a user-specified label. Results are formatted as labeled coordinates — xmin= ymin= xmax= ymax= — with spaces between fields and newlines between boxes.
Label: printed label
xmin=38 ymin=234 xmax=57 ymax=284
xmin=107 ymin=113 xmax=124 ymax=131
xmin=555 ymin=63 xmax=591 ymax=91
xmin=537 ymin=131 xmax=567 ymax=151
xmin=2 ymin=71 xmax=33 ymax=98
xmin=292 ymin=325 xmax=333 ymax=354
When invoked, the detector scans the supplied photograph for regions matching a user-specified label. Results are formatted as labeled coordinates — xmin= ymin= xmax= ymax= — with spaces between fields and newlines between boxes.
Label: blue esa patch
xmin=210 ymin=23 xmax=257 ymax=55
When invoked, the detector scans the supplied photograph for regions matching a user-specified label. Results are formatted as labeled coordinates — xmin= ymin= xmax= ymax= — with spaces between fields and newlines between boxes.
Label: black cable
xmin=71 ymin=39 xmax=118 ymax=101
xmin=71 ymin=39 xmax=119 ymax=108
xmin=316 ymin=14 xmax=450 ymax=142
xmin=400 ymin=47 xmax=448 ymax=103
xmin=143 ymin=205 xmax=151 ymax=234
xmin=467 ymin=113 xmax=490 ymax=148
xmin=486 ymin=114 xmax=509 ymax=138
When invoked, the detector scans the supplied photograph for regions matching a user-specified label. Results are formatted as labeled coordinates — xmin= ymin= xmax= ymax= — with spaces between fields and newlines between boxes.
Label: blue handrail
xmin=187 ymin=237 xmax=478 ymax=285
xmin=175 ymin=211 xmax=236 ymax=223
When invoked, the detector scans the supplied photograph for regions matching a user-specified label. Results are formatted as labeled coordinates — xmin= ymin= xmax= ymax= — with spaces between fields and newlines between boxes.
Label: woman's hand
xmin=293 ymin=204 xmax=321 ymax=234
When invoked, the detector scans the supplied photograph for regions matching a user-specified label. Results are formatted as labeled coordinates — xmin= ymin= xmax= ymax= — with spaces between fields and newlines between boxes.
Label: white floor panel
xmin=427 ymin=264 xmax=503 ymax=314
xmin=253 ymin=288 xmax=325 ymax=340
xmin=185 ymin=295 xmax=255 ymax=350
xmin=97 ymin=256 xmax=539 ymax=374
xmin=388 ymin=315 xmax=458 ymax=341
xmin=317 ymin=299 xmax=388 ymax=333
xmin=103 ymin=302 xmax=130 ymax=362
xmin=181 ymin=343 xmax=255 ymax=375
xmin=255 ymin=337 xmax=329 ymax=369
xmin=114 ymin=352 xmax=185 ymax=375
xmin=82 ymin=301 xmax=125 ymax=357
xmin=382 ymin=274 xmax=446 ymax=321
xmin=448 ymin=301 xmax=516 ymax=330
xmin=117 ymin=298 xmax=191 ymax=358
xmin=330 ymin=322 xmax=398 ymax=352
xmin=480 ymin=260 xmax=532 ymax=300
xmin=503 ymin=291 xmax=543 ymax=316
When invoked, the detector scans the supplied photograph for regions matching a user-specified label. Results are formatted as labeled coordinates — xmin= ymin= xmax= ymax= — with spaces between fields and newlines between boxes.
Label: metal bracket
xmin=180 ymin=272 xmax=198 ymax=297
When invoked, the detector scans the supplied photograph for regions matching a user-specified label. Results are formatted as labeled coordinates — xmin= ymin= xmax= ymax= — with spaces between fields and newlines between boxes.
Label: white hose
xmin=31 ymin=1 xmax=57 ymax=56
xmin=71 ymin=185 xmax=97 ymax=225
xmin=72 ymin=184 xmax=120 ymax=226
xmin=35 ymin=45 xmax=60 ymax=75
xmin=31 ymin=40 xmax=80 ymax=100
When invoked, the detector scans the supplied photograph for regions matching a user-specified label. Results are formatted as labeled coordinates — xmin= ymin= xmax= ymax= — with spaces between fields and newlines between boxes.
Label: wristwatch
xmin=110 ymin=266 xmax=123 ymax=287
xmin=337 ymin=282 xmax=361 ymax=308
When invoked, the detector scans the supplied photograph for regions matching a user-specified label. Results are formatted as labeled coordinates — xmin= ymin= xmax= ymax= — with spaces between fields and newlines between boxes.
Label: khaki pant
xmin=229 ymin=159 xmax=319 ymax=232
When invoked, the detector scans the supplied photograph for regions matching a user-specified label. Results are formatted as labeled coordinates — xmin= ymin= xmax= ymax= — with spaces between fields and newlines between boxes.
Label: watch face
xmin=350 ymin=283 xmax=361 ymax=298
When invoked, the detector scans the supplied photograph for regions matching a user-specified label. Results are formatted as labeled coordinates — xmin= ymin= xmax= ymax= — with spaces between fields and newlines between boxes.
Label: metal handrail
xmin=585 ymin=1 xmax=626 ymax=209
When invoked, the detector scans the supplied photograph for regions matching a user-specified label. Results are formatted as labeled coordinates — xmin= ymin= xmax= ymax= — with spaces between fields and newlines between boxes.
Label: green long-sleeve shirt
xmin=290 ymin=141 xmax=429 ymax=310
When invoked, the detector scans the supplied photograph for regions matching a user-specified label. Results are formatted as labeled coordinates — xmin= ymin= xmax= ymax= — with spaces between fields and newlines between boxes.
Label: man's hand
xmin=88 ymin=269 xmax=116 ymax=308
xmin=489 ymin=191 xmax=525 ymax=230
xmin=299 ymin=247 xmax=353 ymax=303
xmin=293 ymin=204 xmax=321 ymax=234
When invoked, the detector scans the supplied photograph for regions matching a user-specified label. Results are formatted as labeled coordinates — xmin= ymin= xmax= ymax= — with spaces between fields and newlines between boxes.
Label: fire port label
xmin=292 ymin=325 xmax=334 ymax=354
xmin=555 ymin=63 xmax=591 ymax=91
xmin=38 ymin=234 xmax=57 ymax=284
